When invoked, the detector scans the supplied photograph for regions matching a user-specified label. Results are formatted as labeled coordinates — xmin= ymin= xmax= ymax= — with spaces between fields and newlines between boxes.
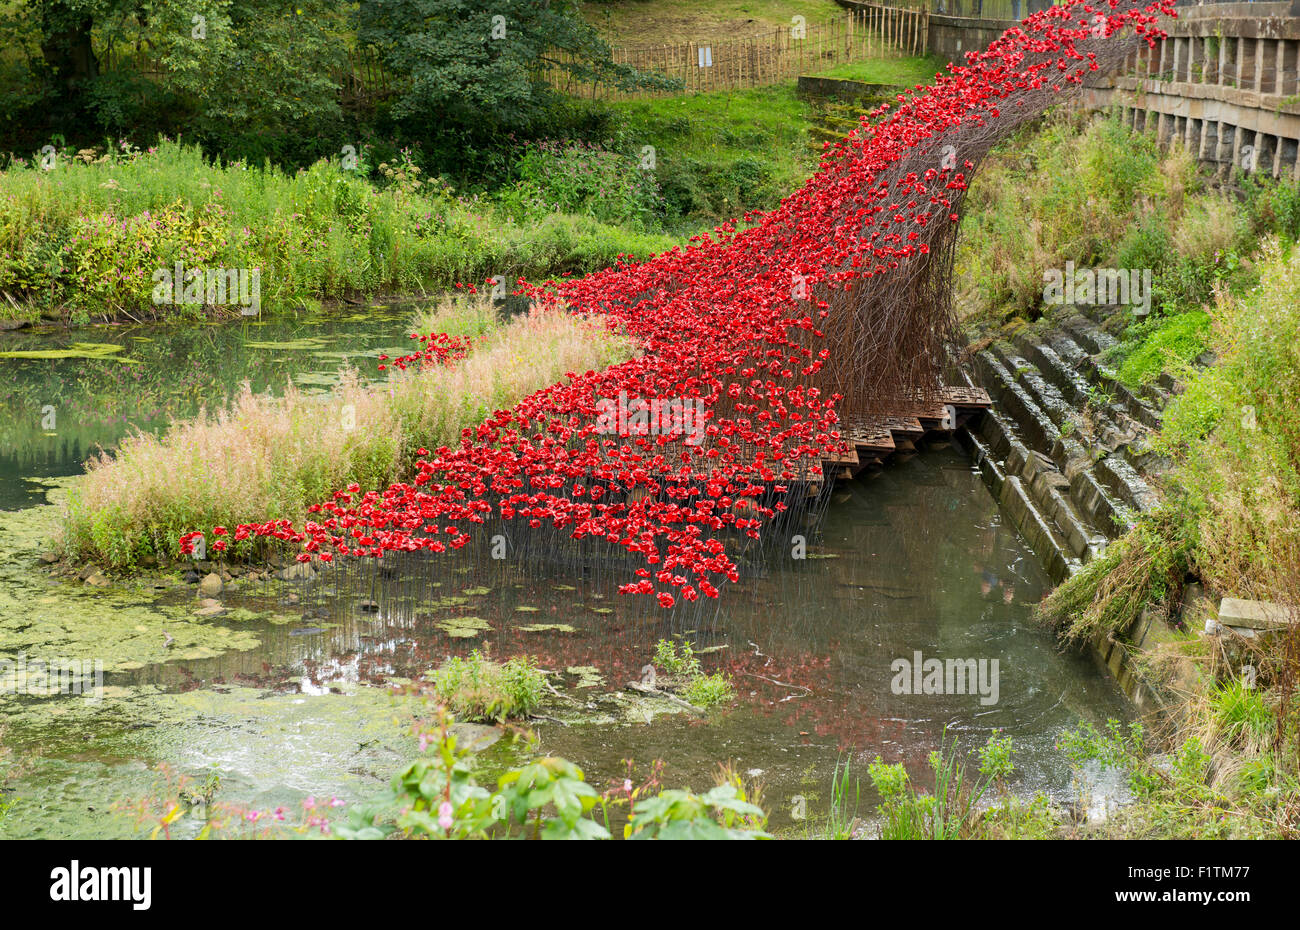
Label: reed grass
xmin=59 ymin=299 xmax=639 ymax=567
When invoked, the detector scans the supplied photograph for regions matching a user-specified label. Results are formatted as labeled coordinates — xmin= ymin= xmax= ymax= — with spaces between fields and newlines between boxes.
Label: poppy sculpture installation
xmin=183 ymin=0 xmax=1178 ymax=614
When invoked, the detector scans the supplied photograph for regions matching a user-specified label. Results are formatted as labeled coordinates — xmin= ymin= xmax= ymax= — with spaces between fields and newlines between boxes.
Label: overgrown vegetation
xmin=958 ymin=111 xmax=1298 ymax=323
xmin=1035 ymin=243 xmax=1300 ymax=837
xmin=1105 ymin=309 xmax=1211 ymax=390
xmin=59 ymin=297 xmax=638 ymax=567
xmin=1042 ymin=242 xmax=1300 ymax=646
xmin=0 ymin=140 xmax=678 ymax=323
xmin=651 ymin=638 xmax=736 ymax=708
xmin=865 ymin=730 xmax=1060 ymax=840
xmin=426 ymin=650 xmax=544 ymax=723
xmin=1058 ymin=710 xmax=1300 ymax=838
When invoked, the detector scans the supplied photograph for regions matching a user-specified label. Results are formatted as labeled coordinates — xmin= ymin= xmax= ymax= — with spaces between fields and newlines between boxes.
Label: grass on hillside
xmin=610 ymin=85 xmax=817 ymax=228
xmin=809 ymin=55 xmax=948 ymax=85
xmin=584 ymin=0 xmax=845 ymax=46
xmin=59 ymin=297 xmax=640 ymax=567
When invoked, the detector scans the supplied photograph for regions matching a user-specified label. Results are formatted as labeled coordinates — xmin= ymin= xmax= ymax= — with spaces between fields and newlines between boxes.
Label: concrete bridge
xmin=1086 ymin=1 xmax=1300 ymax=181
xmin=838 ymin=0 xmax=1300 ymax=180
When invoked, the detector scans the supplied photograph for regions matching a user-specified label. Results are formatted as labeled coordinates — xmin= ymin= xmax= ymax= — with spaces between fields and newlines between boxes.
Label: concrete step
xmin=995 ymin=340 xmax=1141 ymax=469
xmin=1046 ymin=332 xmax=1090 ymax=369
xmin=988 ymin=343 xmax=1077 ymax=432
xmin=997 ymin=474 xmax=1080 ymax=584
xmin=974 ymin=350 xmax=1060 ymax=456
xmin=1004 ymin=442 xmax=1108 ymax=562
xmin=1069 ymin=466 xmax=1134 ymax=536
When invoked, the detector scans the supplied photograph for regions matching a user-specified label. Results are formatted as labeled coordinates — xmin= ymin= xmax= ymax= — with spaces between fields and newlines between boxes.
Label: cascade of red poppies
xmin=185 ymin=1 xmax=1176 ymax=609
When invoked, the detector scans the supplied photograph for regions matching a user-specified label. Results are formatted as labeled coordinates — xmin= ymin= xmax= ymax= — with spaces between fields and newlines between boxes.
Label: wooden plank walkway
xmin=824 ymin=386 xmax=990 ymax=484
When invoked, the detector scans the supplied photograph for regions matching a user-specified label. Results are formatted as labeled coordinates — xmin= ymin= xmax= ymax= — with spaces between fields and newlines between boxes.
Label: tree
xmin=357 ymin=0 xmax=668 ymax=137
xmin=5 ymin=0 xmax=349 ymax=162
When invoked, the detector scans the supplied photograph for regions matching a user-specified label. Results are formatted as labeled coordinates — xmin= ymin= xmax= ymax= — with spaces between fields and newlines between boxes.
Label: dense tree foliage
xmin=0 ymin=0 xmax=659 ymax=168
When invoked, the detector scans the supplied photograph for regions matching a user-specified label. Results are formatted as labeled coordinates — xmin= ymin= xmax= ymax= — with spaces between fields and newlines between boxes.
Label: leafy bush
xmin=867 ymin=731 xmax=1015 ymax=840
xmin=0 ymin=141 xmax=679 ymax=323
xmin=428 ymin=651 xmax=544 ymax=723
xmin=506 ymin=140 xmax=664 ymax=230
xmin=652 ymin=638 xmax=702 ymax=677
xmin=334 ymin=706 xmax=769 ymax=840
xmin=651 ymin=639 xmax=734 ymax=708
xmin=682 ymin=672 xmax=735 ymax=708
xmin=956 ymin=111 xmax=1286 ymax=320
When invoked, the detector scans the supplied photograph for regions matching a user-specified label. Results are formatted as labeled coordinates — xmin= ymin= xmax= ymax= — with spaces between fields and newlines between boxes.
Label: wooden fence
xmin=544 ymin=8 xmax=930 ymax=99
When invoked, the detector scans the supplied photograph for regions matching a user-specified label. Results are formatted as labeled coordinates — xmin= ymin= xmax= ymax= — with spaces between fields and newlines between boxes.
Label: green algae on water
xmin=434 ymin=616 xmax=491 ymax=638
xmin=0 ymin=343 xmax=139 ymax=363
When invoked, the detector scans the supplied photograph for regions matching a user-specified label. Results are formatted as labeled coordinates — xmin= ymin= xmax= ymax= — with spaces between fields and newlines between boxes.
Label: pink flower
xmin=438 ymin=800 xmax=454 ymax=830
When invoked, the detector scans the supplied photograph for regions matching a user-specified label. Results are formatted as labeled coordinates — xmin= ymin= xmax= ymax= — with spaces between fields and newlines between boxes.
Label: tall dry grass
xmin=60 ymin=300 xmax=639 ymax=567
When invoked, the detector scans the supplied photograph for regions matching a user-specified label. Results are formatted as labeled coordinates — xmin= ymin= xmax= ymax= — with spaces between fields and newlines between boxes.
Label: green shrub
xmin=682 ymin=672 xmax=735 ymax=708
xmin=0 ymin=141 xmax=679 ymax=322
xmin=429 ymin=651 xmax=544 ymax=723
xmin=652 ymin=639 xmax=702 ymax=677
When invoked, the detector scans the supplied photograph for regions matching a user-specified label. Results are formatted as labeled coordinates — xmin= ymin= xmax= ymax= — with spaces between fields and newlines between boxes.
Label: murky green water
xmin=0 ymin=304 xmax=417 ymax=510
xmin=0 ymin=308 xmax=1130 ymax=839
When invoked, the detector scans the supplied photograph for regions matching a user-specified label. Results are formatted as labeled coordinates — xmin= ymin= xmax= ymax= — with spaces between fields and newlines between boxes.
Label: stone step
xmin=993 ymin=341 xmax=1141 ymax=472
xmin=1063 ymin=315 xmax=1119 ymax=356
xmin=974 ymin=350 xmax=1060 ymax=457
xmin=1137 ymin=380 xmax=1172 ymax=410
xmin=988 ymin=343 xmax=1076 ymax=431
xmin=976 ymin=405 xmax=1018 ymax=462
xmin=1069 ymin=466 xmax=1134 ymax=536
xmin=1076 ymin=357 xmax=1163 ymax=432
xmin=1004 ymin=442 xmax=1108 ymax=562
xmin=967 ymin=427 xmax=1082 ymax=572
xmin=1095 ymin=453 xmax=1160 ymax=515
xmin=967 ymin=345 xmax=1134 ymax=578
xmin=996 ymin=474 xmax=1077 ymax=584
xmin=1014 ymin=334 xmax=1092 ymax=406
xmin=1046 ymin=332 xmax=1090 ymax=369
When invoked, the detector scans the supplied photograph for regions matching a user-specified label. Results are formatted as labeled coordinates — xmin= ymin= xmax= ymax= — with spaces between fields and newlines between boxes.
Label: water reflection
xmin=63 ymin=447 xmax=1130 ymax=828
xmin=0 ymin=304 xmax=420 ymax=510
xmin=0 ymin=307 xmax=1131 ymax=834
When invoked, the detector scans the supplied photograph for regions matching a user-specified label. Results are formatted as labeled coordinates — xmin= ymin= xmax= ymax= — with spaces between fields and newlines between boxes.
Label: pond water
xmin=0 ymin=305 xmax=1130 ymax=838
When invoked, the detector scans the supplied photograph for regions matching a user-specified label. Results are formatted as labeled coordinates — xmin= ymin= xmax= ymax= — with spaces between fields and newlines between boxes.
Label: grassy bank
xmin=958 ymin=111 xmax=1300 ymax=326
xmin=607 ymin=87 xmax=816 ymax=228
xmin=0 ymin=141 xmax=678 ymax=325
xmin=957 ymin=112 xmax=1300 ymax=836
xmin=583 ymin=0 xmax=845 ymax=45
xmin=59 ymin=298 xmax=639 ymax=568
